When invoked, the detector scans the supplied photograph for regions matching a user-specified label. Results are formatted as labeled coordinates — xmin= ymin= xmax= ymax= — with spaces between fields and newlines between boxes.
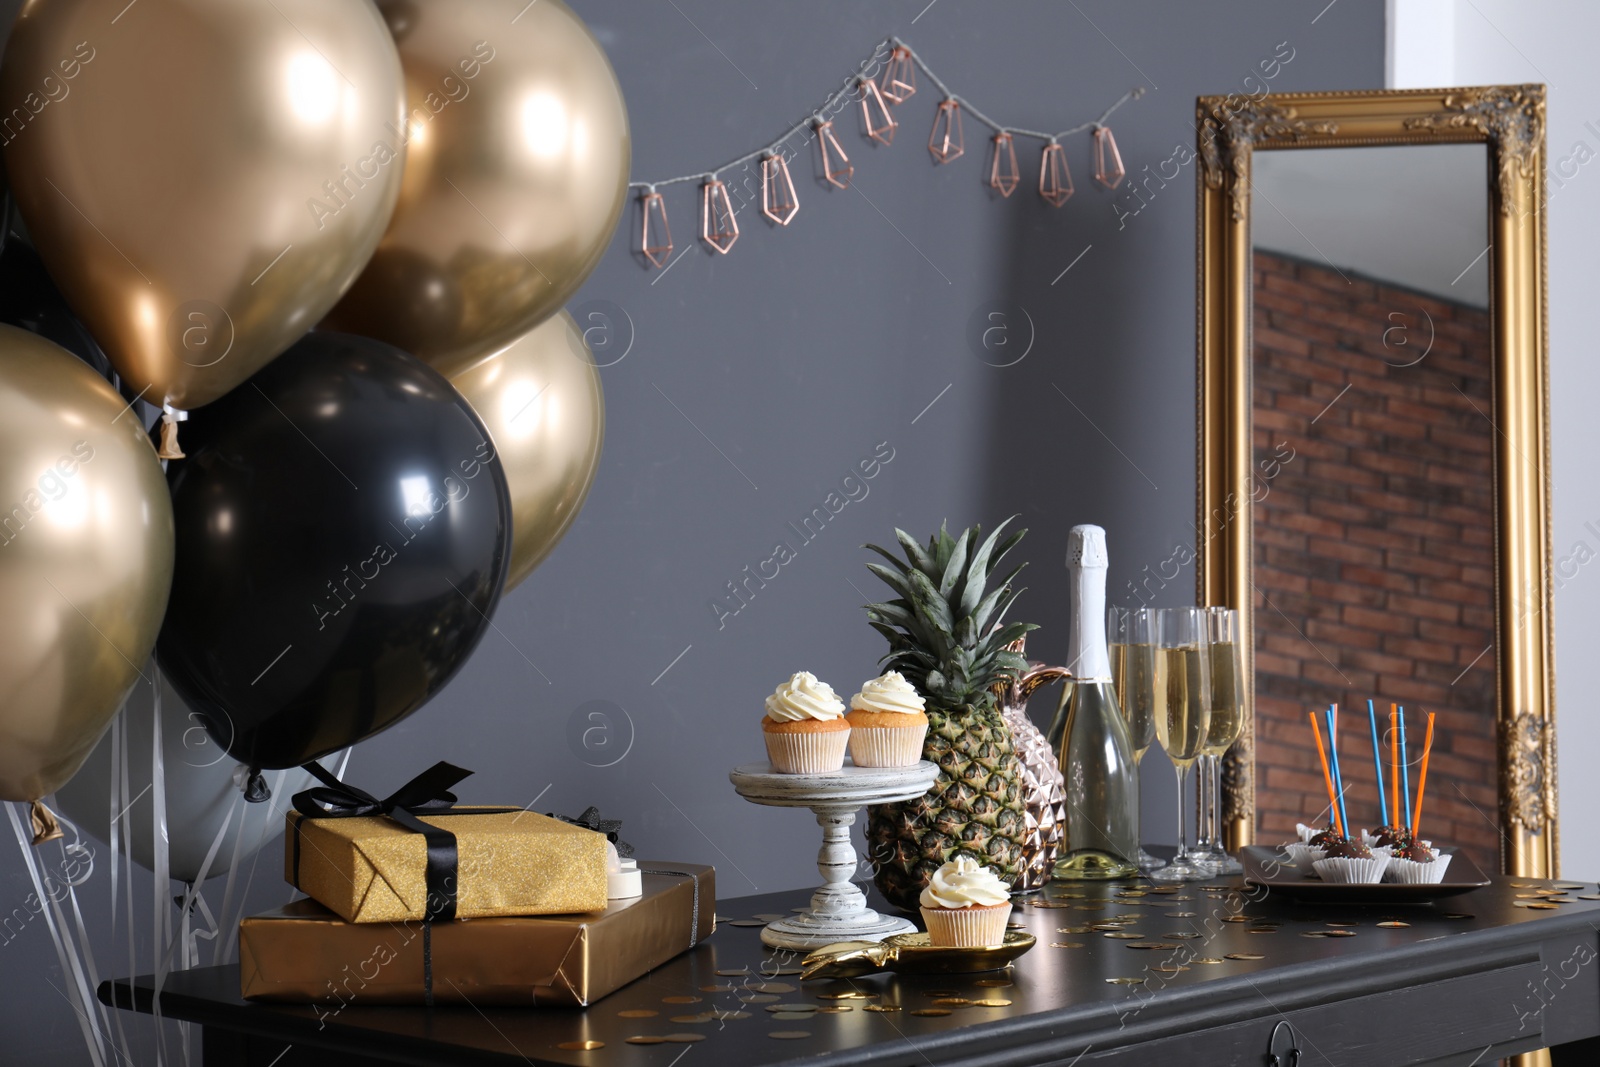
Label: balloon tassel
xmin=241 ymin=768 xmax=271 ymax=803
xmin=158 ymin=407 xmax=187 ymax=460
xmin=30 ymin=800 xmax=63 ymax=845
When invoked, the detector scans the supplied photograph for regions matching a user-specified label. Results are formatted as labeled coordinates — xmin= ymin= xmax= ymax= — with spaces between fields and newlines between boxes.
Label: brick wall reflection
xmin=1251 ymin=250 xmax=1500 ymax=869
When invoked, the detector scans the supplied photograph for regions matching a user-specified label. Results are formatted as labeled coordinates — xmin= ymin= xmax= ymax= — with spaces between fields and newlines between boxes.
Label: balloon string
xmin=106 ymin=710 xmax=137 ymax=1065
xmin=150 ymin=667 xmax=171 ymax=1064
xmin=8 ymin=803 xmax=107 ymax=1067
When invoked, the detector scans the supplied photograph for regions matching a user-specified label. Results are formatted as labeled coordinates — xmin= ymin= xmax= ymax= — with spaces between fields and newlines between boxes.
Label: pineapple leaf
xmin=905 ymin=568 xmax=955 ymax=637
xmin=987 ymin=528 xmax=1027 ymax=576
xmin=939 ymin=527 xmax=972 ymax=599
xmin=863 ymin=542 xmax=911 ymax=574
xmin=864 ymin=562 xmax=915 ymax=601
xmin=959 ymin=518 xmax=1016 ymax=616
xmin=893 ymin=528 xmax=934 ymax=574
xmin=866 ymin=602 xmax=919 ymax=632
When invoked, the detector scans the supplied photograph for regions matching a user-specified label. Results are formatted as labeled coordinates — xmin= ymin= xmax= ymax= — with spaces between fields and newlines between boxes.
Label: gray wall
xmin=0 ymin=1 xmax=1384 ymax=1060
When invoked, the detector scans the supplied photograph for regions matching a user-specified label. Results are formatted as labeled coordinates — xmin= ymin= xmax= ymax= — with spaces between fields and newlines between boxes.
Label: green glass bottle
xmin=1049 ymin=525 xmax=1140 ymax=880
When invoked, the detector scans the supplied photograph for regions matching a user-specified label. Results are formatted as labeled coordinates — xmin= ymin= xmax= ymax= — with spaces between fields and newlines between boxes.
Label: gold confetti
xmin=1163 ymin=932 xmax=1202 ymax=940
xmin=769 ymin=1003 xmax=817 ymax=1013
xmin=715 ymin=968 xmax=750 ymax=977
xmin=816 ymin=1006 xmax=853 ymax=1014
xmin=741 ymin=994 xmax=781 ymax=1004
xmin=1377 ymin=920 xmax=1411 ymax=928
xmin=700 ymin=984 xmax=734 ymax=993
xmin=863 ymin=1004 xmax=902 ymax=1013
xmin=662 ymin=995 xmax=702 ymax=1004
xmin=1323 ymin=930 xmax=1356 ymax=937
xmin=1525 ymin=902 xmax=1560 ymax=910
xmin=1148 ymin=886 xmax=1180 ymax=894
xmin=922 ymin=989 xmax=960 ymax=997
xmin=626 ymin=1036 xmax=666 ymax=1045
xmin=664 ymin=1034 xmax=706 ymax=1043
xmin=1577 ymin=894 xmax=1600 ymax=901
xmin=975 ymin=979 xmax=1014 ymax=987
xmin=1126 ymin=942 xmax=1181 ymax=950
xmin=768 ymin=1030 xmax=812 ymax=1040
xmin=1555 ymin=883 xmax=1586 ymax=891
xmin=1510 ymin=881 xmax=1535 ymax=887
xmin=1325 ymin=922 xmax=1357 ymax=927
xmin=729 ymin=919 xmax=768 ymax=927
xmin=670 ymin=1013 xmax=715 ymax=1024
xmin=1300 ymin=931 xmax=1330 ymax=938
xmin=817 ymin=991 xmax=876 ymax=1000
xmin=752 ymin=913 xmax=788 ymax=921
xmin=1105 ymin=977 xmax=1147 ymax=985
xmin=558 ymin=1040 xmax=605 ymax=1051
xmin=1057 ymin=925 xmax=1092 ymax=934
xmin=1221 ymin=915 xmax=1250 ymax=923
xmin=1104 ymin=932 xmax=1143 ymax=940
xmin=1225 ymin=953 xmax=1265 ymax=960
xmin=1441 ymin=913 xmax=1473 ymax=920
xmin=1191 ymin=957 xmax=1225 ymax=965
xmin=1076 ymin=903 xmax=1107 ymax=911
xmin=1166 ymin=911 xmax=1197 ymax=918
xmin=1151 ymin=965 xmax=1190 ymax=974
xmin=756 ymin=982 xmax=796 ymax=994
xmin=911 ymin=1008 xmax=952 ymax=1017
xmin=618 ymin=1009 xmax=659 ymax=1018
xmin=770 ymin=1012 xmax=813 ymax=1021
xmin=718 ymin=1010 xmax=752 ymax=1020
xmin=931 ymin=998 xmax=971 ymax=1006
xmin=1050 ymin=941 xmax=1085 ymax=948
xmin=971 ymin=998 xmax=1013 ymax=1007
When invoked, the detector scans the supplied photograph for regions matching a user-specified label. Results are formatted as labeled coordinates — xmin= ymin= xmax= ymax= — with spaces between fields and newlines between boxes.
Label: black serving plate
xmin=1240 ymin=844 xmax=1491 ymax=904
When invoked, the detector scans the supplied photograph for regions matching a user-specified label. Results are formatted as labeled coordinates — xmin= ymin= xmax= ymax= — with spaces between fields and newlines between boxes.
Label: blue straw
xmin=1367 ymin=700 xmax=1387 ymax=826
xmin=1326 ymin=705 xmax=1350 ymax=840
xmin=1398 ymin=707 xmax=1412 ymax=827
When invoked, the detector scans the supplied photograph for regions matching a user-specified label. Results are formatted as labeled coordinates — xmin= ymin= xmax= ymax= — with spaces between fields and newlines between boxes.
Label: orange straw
xmin=1390 ymin=707 xmax=1400 ymax=828
xmin=1410 ymin=712 xmax=1436 ymax=837
xmin=1309 ymin=712 xmax=1345 ymax=839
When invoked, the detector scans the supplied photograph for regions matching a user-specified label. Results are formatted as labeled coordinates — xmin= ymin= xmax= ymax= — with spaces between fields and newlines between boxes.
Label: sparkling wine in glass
xmin=1149 ymin=607 xmax=1212 ymax=883
xmin=1108 ymin=605 xmax=1164 ymax=870
xmin=1194 ymin=607 xmax=1245 ymax=874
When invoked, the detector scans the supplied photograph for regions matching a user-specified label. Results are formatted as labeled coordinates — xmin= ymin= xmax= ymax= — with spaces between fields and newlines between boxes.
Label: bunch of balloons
xmin=0 ymin=0 xmax=621 ymax=876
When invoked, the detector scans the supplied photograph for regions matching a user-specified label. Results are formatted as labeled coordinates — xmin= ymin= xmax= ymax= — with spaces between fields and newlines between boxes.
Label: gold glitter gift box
xmin=285 ymin=806 xmax=610 ymax=923
xmin=242 ymin=864 xmax=715 ymax=1007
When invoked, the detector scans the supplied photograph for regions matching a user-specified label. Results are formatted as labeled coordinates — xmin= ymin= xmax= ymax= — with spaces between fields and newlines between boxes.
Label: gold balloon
xmin=323 ymin=0 xmax=631 ymax=378
xmin=0 ymin=326 xmax=174 ymax=801
xmin=0 ymin=0 xmax=407 ymax=411
xmin=450 ymin=311 xmax=602 ymax=590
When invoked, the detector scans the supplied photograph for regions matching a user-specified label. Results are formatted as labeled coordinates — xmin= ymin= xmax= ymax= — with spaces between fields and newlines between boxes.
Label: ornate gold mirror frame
xmin=1195 ymin=86 xmax=1556 ymax=877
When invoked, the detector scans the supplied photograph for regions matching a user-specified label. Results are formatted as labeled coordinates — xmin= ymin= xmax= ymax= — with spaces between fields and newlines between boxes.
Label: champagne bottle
xmin=1050 ymin=525 xmax=1140 ymax=880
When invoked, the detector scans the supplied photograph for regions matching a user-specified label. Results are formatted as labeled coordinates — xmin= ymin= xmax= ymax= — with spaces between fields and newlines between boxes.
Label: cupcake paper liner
xmin=847 ymin=723 xmax=928 ymax=768
xmin=764 ymin=727 xmax=850 ymax=774
xmin=1385 ymin=851 xmax=1451 ymax=884
xmin=1311 ymin=856 xmax=1390 ymax=884
xmin=920 ymin=903 xmax=1012 ymax=948
xmin=1281 ymin=842 xmax=1323 ymax=872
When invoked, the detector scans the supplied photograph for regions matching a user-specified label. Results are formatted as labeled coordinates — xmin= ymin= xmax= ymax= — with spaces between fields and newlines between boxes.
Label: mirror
xmin=1250 ymin=144 xmax=1498 ymax=863
xmin=1195 ymin=87 xmax=1556 ymax=877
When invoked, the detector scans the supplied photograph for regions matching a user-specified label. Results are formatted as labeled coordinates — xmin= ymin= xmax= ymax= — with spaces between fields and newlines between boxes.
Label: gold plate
xmin=800 ymin=931 xmax=1037 ymax=980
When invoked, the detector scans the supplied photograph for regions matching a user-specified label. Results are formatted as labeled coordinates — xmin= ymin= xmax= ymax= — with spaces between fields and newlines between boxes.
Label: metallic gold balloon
xmin=450 ymin=311 xmax=602 ymax=590
xmin=0 ymin=0 xmax=407 ymax=411
xmin=0 ymin=325 xmax=174 ymax=801
xmin=323 ymin=0 xmax=631 ymax=378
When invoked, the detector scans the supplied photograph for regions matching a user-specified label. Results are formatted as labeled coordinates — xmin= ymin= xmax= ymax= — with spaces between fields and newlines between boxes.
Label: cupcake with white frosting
xmin=846 ymin=671 xmax=929 ymax=767
xmin=762 ymin=671 xmax=851 ymax=774
xmin=919 ymin=855 xmax=1013 ymax=948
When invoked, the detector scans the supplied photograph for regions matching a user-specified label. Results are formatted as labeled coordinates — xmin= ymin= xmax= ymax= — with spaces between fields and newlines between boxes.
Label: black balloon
xmin=156 ymin=332 xmax=512 ymax=770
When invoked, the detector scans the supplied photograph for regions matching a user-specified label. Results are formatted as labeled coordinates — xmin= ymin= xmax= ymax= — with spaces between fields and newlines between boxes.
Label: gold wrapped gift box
xmin=285 ymin=807 xmax=609 ymax=923
xmin=241 ymin=864 xmax=715 ymax=1007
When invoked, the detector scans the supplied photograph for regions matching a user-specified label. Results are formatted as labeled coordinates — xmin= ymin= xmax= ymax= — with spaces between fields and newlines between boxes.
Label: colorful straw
xmin=1367 ymin=699 xmax=1388 ymax=827
xmin=1398 ymin=706 xmax=1412 ymax=826
xmin=1309 ymin=711 xmax=1344 ymax=839
xmin=1325 ymin=706 xmax=1350 ymax=841
xmin=1411 ymin=712 xmax=1436 ymax=837
xmin=1390 ymin=708 xmax=1401 ymax=828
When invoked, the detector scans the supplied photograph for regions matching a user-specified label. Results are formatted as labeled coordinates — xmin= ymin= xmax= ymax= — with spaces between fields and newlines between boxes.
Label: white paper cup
xmin=847 ymin=723 xmax=928 ymax=768
xmin=764 ymin=727 xmax=850 ymax=774
xmin=920 ymin=902 xmax=1012 ymax=948
xmin=1385 ymin=851 xmax=1451 ymax=884
xmin=1311 ymin=855 xmax=1390 ymax=884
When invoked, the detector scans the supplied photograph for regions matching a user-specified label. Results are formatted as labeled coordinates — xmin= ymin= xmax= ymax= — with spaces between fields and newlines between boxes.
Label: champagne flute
xmin=1193 ymin=607 xmax=1245 ymax=875
xmin=1149 ymin=607 xmax=1213 ymax=883
xmin=1108 ymin=605 xmax=1164 ymax=871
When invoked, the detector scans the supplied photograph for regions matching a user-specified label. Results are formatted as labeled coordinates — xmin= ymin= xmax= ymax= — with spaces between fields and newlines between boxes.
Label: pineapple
xmin=861 ymin=519 xmax=1037 ymax=910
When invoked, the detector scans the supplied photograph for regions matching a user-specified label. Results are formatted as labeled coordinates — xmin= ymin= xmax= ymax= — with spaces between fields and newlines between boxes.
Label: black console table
xmin=101 ymin=871 xmax=1600 ymax=1066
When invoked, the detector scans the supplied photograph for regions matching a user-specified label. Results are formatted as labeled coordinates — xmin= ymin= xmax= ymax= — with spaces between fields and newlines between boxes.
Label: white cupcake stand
xmin=729 ymin=760 xmax=940 ymax=950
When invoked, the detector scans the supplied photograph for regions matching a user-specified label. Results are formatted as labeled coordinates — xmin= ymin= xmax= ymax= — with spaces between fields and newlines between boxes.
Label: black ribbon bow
xmin=550 ymin=806 xmax=633 ymax=858
xmin=291 ymin=761 xmax=503 ymax=924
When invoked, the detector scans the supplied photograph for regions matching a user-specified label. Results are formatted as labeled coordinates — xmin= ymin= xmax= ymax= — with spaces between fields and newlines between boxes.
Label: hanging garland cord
xmin=626 ymin=35 xmax=1144 ymax=193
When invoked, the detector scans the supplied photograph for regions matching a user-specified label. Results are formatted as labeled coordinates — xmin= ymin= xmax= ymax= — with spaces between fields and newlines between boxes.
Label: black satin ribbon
xmin=549 ymin=806 xmax=633 ymax=858
xmin=290 ymin=761 xmax=515 ymax=924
